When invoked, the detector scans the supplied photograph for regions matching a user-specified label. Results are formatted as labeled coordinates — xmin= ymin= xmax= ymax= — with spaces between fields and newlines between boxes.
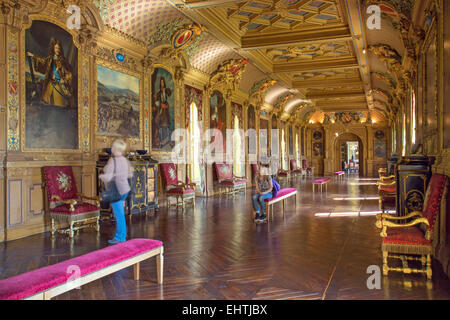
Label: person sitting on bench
xmin=252 ymin=163 xmax=274 ymax=223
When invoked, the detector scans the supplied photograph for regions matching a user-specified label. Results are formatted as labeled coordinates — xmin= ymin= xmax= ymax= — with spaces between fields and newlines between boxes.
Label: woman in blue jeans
xmin=100 ymin=139 xmax=133 ymax=244
xmin=252 ymin=163 xmax=273 ymax=223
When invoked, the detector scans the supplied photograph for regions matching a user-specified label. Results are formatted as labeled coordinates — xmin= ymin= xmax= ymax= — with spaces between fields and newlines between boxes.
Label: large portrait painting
xmin=25 ymin=20 xmax=78 ymax=149
xmin=374 ymin=141 xmax=387 ymax=158
xmin=210 ymin=90 xmax=226 ymax=153
xmin=97 ymin=65 xmax=140 ymax=138
xmin=247 ymin=104 xmax=256 ymax=154
xmin=152 ymin=67 xmax=175 ymax=151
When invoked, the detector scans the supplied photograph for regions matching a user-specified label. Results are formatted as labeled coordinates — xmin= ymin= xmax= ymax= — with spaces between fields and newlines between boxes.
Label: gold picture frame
xmin=94 ymin=58 xmax=144 ymax=151
xmin=20 ymin=15 xmax=83 ymax=153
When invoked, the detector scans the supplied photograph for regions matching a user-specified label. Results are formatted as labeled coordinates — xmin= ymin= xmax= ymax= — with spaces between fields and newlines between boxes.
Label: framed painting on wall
xmin=210 ymin=90 xmax=227 ymax=153
xmin=97 ymin=64 xmax=140 ymax=139
xmin=152 ymin=67 xmax=175 ymax=151
xmin=313 ymin=142 xmax=322 ymax=157
xmin=374 ymin=141 xmax=387 ymax=158
xmin=25 ymin=20 xmax=79 ymax=150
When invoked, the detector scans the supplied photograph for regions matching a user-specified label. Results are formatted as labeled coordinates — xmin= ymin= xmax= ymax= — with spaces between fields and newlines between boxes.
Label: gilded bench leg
xmin=157 ymin=248 xmax=164 ymax=284
xmin=134 ymin=262 xmax=140 ymax=280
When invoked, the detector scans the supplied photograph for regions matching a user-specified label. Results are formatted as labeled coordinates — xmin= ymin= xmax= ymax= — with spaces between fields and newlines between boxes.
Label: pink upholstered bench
xmin=0 ymin=238 xmax=164 ymax=300
xmin=333 ymin=171 xmax=345 ymax=180
xmin=313 ymin=177 xmax=331 ymax=193
xmin=264 ymin=188 xmax=297 ymax=221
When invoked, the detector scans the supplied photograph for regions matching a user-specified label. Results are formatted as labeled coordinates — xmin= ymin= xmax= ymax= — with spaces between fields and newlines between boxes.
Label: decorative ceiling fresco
xmin=93 ymin=0 xmax=412 ymax=122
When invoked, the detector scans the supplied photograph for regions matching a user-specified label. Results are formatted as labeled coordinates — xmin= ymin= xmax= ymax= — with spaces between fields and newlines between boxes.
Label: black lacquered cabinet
xmin=396 ymin=155 xmax=434 ymax=216
xmin=97 ymin=154 xmax=159 ymax=215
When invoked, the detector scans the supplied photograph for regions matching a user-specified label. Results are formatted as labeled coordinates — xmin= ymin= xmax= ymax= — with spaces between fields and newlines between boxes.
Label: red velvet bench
xmin=0 ymin=238 xmax=163 ymax=300
xmin=333 ymin=171 xmax=345 ymax=180
xmin=313 ymin=177 xmax=331 ymax=194
xmin=264 ymin=188 xmax=297 ymax=221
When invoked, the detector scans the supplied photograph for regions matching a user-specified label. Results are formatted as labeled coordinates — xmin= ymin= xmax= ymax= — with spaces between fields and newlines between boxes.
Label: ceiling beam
xmin=240 ymin=26 xmax=353 ymax=50
xmin=306 ymin=91 xmax=365 ymax=100
xmin=273 ymin=57 xmax=359 ymax=73
xmin=292 ymin=77 xmax=362 ymax=89
xmin=169 ymin=0 xmax=247 ymax=9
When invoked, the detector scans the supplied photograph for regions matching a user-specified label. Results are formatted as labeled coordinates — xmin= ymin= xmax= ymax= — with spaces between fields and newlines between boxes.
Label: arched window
xmin=281 ymin=126 xmax=286 ymax=170
xmin=189 ymin=102 xmax=201 ymax=183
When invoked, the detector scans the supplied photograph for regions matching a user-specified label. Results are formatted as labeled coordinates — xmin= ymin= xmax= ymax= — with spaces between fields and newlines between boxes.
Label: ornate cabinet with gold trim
xmin=396 ymin=155 xmax=434 ymax=216
xmin=96 ymin=154 xmax=159 ymax=215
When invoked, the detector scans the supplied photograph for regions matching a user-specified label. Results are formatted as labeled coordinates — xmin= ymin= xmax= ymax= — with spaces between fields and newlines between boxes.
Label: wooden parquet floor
xmin=1 ymin=174 xmax=450 ymax=300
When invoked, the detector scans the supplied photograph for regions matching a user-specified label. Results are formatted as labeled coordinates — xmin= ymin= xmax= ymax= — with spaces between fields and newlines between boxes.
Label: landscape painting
xmin=25 ymin=20 xmax=78 ymax=149
xmin=97 ymin=65 xmax=140 ymax=138
xmin=152 ymin=67 xmax=175 ymax=151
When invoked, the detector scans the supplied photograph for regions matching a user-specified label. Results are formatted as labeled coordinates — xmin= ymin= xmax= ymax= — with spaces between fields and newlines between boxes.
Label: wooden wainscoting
xmin=3 ymin=159 xmax=97 ymax=242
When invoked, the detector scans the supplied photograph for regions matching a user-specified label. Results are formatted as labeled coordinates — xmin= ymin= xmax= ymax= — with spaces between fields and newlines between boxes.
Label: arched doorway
xmin=334 ymin=133 xmax=364 ymax=177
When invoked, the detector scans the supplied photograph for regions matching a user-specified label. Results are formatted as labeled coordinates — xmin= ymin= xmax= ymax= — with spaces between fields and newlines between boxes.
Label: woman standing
xmin=100 ymin=139 xmax=133 ymax=244
xmin=252 ymin=163 xmax=274 ymax=223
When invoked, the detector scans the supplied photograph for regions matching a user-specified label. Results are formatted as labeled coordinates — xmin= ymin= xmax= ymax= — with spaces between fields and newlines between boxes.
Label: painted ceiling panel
xmin=189 ymin=34 xmax=241 ymax=74
xmin=95 ymin=0 xmax=184 ymax=42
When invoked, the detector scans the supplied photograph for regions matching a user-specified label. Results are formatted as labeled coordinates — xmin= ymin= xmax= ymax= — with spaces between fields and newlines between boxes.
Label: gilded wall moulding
xmin=94 ymin=46 xmax=139 ymax=72
xmin=206 ymin=59 xmax=248 ymax=94
xmin=273 ymin=92 xmax=294 ymax=111
xmin=92 ymin=0 xmax=115 ymax=21
xmin=159 ymin=47 xmax=187 ymax=70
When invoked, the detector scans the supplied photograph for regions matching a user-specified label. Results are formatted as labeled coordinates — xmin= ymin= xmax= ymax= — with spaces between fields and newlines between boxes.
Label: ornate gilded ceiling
xmin=226 ymin=0 xmax=342 ymax=32
xmin=92 ymin=0 xmax=413 ymax=123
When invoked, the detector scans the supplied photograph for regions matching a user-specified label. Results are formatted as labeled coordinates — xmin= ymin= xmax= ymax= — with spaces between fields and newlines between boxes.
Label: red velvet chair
xmin=376 ymin=174 xmax=448 ymax=279
xmin=43 ymin=166 xmax=100 ymax=238
xmin=214 ymin=163 xmax=247 ymax=196
xmin=290 ymin=159 xmax=304 ymax=178
xmin=160 ymin=163 xmax=195 ymax=210
xmin=377 ymin=173 xmax=397 ymax=213
xmin=302 ymin=159 xmax=313 ymax=176
xmin=274 ymin=160 xmax=290 ymax=182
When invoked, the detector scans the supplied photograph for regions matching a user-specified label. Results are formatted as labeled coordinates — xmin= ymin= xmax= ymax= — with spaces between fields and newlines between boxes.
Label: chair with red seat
xmin=214 ymin=162 xmax=247 ymax=196
xmin=377 ymin=170 xmax=397 ymax=213
xmin=290 ymin=159 xmax=304 ymax=179
xmin=160 ymin=163 xmax=196 ymax=210
xmin=375 ymin=174 xmax=448 ymax=279
xmin=43 ymin=166 xmax=100 ymax=238
xmin=302 ymin=159 xmax=313 ymax=176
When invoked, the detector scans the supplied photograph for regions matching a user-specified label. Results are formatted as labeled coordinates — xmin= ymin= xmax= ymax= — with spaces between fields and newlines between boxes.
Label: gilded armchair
xmin=160 ymin=163 xmax=195 ymax=210
xmin=290 ymin=159 xmax=305 ymax=179
xmin=214 ymin=163 xmax=247 ymax=196
xmin=377 ymin=174 xmax=396 ymax=213
xmin=43 ymin=166 xmax=100 ymax=238
xmin=375 ymin=174 xmax=448 ymax=279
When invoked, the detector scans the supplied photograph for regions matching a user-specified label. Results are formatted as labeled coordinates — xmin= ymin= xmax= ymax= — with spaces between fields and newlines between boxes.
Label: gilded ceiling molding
xmin=372 ymin=71 xmax=397 ymax=89
xmin=205 ymin=58 xmax=248 ymax=97
xmin=149 ymin=18 xmax=191 ymax=48
xmin=368 ymin=44 xmax=403 ymax=74
xmin=249 ymin=78 xmax=277 ymax=109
